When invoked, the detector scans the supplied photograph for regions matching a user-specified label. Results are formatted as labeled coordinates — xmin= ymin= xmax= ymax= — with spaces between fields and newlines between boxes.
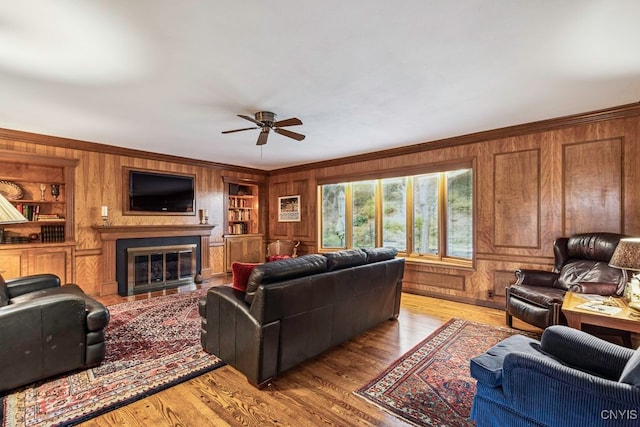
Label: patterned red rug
xmin=355 ymin=318 xmax=539 ymax=427
xmin=0 ymin=288 xmax=224 ymax=427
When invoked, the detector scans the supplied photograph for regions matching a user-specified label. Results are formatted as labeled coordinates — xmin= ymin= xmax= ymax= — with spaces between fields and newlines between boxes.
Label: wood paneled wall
xmin=267 ymin=111 xmax=640 ymax=308
xmin=0 ymin=131 xmax=266 ymax=296
xmin=1 ymin=104 xmax=639 ymax=305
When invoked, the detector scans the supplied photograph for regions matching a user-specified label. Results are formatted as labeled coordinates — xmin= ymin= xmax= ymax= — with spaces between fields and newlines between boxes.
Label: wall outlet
xmin=487 ymin=290 xmax=494 ymax=298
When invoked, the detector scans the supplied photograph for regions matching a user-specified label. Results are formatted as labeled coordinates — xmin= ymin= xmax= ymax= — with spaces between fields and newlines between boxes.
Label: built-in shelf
xmin=226 ymin=182 xmax=259 ymax=235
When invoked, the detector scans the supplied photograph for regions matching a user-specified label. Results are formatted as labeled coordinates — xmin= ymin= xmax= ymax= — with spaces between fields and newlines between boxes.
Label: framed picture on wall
xmin=278 ymin=195 xmax=301 ymax=222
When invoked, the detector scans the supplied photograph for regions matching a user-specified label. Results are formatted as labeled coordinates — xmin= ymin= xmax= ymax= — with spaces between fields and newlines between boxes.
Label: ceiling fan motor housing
xmin=255 ymin=111 xmax=276 ymax=126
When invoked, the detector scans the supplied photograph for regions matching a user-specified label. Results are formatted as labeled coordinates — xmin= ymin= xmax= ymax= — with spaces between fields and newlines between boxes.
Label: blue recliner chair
xmin=470 ymin=325 xmax=640 ymax=427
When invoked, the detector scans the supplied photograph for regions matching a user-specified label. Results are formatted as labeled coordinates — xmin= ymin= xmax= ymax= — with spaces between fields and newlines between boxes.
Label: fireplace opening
xmin=126 ymin=244 xmax=196 ymax=295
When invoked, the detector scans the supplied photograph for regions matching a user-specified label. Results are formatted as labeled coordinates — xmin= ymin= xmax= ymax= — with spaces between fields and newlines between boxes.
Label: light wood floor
xmin=84 ymin=278 xmax=540 ymax=427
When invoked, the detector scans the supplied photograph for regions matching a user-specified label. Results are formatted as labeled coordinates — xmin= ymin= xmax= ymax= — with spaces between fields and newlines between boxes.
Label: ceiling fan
xmin=221 ymin=111 xmax=305 ymax=145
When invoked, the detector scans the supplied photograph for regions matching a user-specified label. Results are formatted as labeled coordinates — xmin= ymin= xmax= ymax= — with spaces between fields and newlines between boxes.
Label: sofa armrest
xmin=6 ymin=273 xmax=61 ymax=298
xmin=201 ymin=286 xmax=280 ymax=387
xmin=0 ymin=294 xmax=87 ymax=392
xmin=0 ymin=293 xmax=86 ymax=321
xmin=568 ymin=282 xmax=619 ymax=296
xmin=513 ymin=269 xmax=558 ymax=288
xmin=540 ymin=325 xmax=633 ymax=380
xmin=503 ymin=351 xmax=640 ymax=427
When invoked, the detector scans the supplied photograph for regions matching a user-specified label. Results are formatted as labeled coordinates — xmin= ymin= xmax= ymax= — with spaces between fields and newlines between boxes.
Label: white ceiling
xmin=1 ymin=1 xmax=639 ymax=170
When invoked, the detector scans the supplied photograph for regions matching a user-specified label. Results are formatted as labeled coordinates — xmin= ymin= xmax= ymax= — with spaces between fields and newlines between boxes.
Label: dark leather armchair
xmin=506 ymin=233 xmax=627 ymax=330
xmin=0 ymin=273 xmax=110 ymax=393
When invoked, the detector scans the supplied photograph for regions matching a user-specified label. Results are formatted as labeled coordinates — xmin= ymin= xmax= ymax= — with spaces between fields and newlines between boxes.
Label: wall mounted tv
xmin=126 ymin=169 xmax=196 ymax=215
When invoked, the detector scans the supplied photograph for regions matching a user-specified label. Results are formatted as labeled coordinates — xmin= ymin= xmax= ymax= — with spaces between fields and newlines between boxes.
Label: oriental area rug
xmin=355 ymin=318 xmax=539 ymax=427
xmin=0 ymin=288 xmax=225 ymax=427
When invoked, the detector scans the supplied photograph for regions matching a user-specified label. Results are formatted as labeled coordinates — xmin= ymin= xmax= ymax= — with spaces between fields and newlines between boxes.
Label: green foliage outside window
xmin=352 ymin=181 xmax=375 ymax=247
xmin=321 ymin=184 xmax=346 ymax=248
xmin=319 ymin=168 xmax=473 ymax=262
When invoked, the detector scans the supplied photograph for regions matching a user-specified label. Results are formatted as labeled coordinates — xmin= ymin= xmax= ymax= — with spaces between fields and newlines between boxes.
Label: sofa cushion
xmin=619 ymin=348 xmax=640 ymax=387
xmin=555 ymin=260 xmax=624 ymax=291
xmin=245 ymin=254 xmax=328 ymax=304
xmin=324 ymin=249 xmax=367 ymax=271
xmin=470 ymin=334 xmax=542 ymax=387
xmin=362 ymin=247 xmax=398 ymax=263
xmin=231 ymin=262 xmax=260 ymax=292
xmin=0 ymin=274 xmax=8 ymax=307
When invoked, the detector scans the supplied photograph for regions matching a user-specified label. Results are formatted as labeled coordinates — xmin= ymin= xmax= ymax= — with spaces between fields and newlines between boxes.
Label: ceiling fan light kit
xmin=222 ymin=111 xmax=305 ymax=145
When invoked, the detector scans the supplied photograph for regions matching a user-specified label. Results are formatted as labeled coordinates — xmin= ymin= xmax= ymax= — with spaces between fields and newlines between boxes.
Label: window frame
xmin=317 ymin=160 xmax=475 ymax=267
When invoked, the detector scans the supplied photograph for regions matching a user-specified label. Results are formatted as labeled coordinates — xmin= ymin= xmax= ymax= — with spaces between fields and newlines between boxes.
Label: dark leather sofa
xmin=0 ymin=273 xmax=110 ymax=393
xmin=199 ymin=248 xmax=404 ymax=387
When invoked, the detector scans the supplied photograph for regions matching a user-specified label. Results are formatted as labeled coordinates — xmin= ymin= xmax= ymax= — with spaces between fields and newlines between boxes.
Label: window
xmin=352 ymin=181 xmax=376 ymax=247
xmin=413 ymin=174 xmax=439 ymax=255
xmin=319 ymin=168 xmax=473 ymax=264
xmin=321 ymin=183 xmax=346 ymax=248
xmin=382 ymin=177 xmax=407 ymax=251
xmin=445 ymin=169 xmax=473 ymax=258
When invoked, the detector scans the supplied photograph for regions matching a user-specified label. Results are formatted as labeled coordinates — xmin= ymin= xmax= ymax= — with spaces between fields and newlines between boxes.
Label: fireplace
xmin=115 ymin=235 xmax=201 ymax=296
xmin=92 ymin=224 xmax=215 ymax=296
xmin=127 ymin=244 xmax=196 ymax=295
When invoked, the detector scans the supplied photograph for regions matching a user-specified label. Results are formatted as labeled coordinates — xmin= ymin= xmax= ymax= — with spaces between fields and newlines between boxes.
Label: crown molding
xmin=269 ymin=102 xmax=640 ymax=175
xmin=1 ymin=102 xmax=638 ymax=177
xmin=0 ymin=127 xmax=267 ymax=175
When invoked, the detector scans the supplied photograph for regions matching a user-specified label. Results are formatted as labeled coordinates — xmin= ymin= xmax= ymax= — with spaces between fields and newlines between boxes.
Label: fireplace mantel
xmin=92 ymin=224 xmax=215 ymax=240
xmin=93 ymin=224 xmax=216 ymax=295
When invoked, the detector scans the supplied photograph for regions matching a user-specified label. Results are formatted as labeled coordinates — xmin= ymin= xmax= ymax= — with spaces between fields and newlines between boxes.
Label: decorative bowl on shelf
xmin=0 ymin=180 xmax=23 ymax=200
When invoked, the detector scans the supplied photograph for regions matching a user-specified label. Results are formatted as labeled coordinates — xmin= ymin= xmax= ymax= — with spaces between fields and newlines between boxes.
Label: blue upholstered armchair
xmin=470 ymin=326 xmax=640 ymax=427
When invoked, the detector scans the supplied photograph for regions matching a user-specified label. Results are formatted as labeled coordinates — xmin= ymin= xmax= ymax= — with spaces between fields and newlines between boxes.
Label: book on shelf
xmin=228 ymin=209 xmax=251 ymax=221
xmin=14 ymin=204 xmax=41 ymax=221
xmin=228 ymin=223 xmax=248 ymax=234
xmin=40 ymin=224 xmax=65 ymax=243
xmin=229 ymin=197 xmax=251 ymax=208
xmin=37 ymin=215 xmax=64 ymax=221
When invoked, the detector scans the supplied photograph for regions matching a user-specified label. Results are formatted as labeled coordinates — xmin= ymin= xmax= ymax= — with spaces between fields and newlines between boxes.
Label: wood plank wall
xmin=0 ymin=131 xmax=267 ymax=296
xmin=267 ymin=108 xmax=640 ymax=309
xmin=1 ymin=104 xmax=639 ymax=306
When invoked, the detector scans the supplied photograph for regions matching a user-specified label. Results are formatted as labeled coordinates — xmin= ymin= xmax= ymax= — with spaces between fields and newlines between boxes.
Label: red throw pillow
xmin=231 ymin=262 xmax=260 ymax=292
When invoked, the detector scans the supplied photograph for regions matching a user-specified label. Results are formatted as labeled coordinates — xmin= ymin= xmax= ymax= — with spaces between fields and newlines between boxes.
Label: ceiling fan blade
xmin=273 ymin=117 xmax=302 ymax=127
xmin=238 ymin=114 xmax=264 ymax=126
xmin=221 ymin=126 xmax=258 ymax=134
xmin=274 ymin=128 xmax=305 ymax=141
xmin=256 ymin=130 xmax=269 ymax=145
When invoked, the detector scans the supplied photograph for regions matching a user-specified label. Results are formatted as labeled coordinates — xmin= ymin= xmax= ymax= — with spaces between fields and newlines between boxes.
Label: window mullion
xmin=345 ymin=184 xmax=353 ymax=248
xmin=406 ymin=177 xmax=414 ymax=255
xmin=438 ymin=173 xmax=447 ymax=260
xmin=375 ymin=180 xmax=383 ymax=247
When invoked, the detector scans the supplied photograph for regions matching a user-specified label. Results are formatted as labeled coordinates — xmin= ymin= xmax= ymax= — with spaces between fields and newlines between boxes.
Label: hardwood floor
xmin=84 ymin=278 xmax=540 ymax=427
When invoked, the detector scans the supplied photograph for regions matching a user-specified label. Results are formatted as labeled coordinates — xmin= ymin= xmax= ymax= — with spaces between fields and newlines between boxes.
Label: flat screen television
xmin=128 ymin=170 xmax=195 ymax=213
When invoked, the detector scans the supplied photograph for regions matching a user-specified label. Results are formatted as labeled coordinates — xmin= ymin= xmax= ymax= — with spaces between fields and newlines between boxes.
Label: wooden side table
xmin=562 ymin=292 xmax=640 ymax=334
